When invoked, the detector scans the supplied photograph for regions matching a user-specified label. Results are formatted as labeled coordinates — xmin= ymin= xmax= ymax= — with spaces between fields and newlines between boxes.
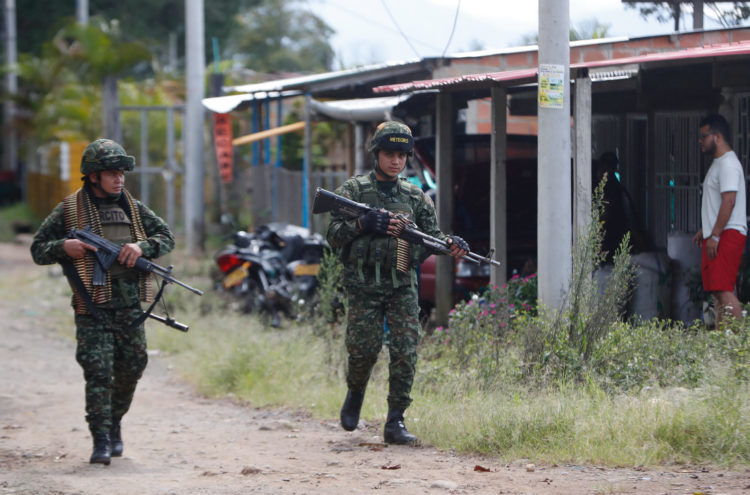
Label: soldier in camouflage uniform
xmin=326 ymin=121 xmax=469 ymax=444
xmin=31 ymin=139 xmax=175 ymax=465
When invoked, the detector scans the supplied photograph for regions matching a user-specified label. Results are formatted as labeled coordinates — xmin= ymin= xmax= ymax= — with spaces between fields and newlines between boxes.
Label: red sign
xmin=213 ymin=113 xmax=234 ymax=184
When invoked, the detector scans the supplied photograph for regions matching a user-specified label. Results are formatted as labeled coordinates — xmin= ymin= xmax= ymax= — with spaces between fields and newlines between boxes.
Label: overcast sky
xmin=308 ymin=0 xmax=744 ymax=68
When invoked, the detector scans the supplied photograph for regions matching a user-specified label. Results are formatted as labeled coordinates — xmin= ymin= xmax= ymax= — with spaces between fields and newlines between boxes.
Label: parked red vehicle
xmin=409 ymin=134 xmax=538 ymax=311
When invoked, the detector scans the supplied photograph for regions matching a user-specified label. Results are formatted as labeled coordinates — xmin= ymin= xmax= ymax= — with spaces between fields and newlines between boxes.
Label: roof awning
xmin=202 ymin=91 xmax=433 ymax=122
xmin=309 ymin=94 xmax=416 ymax=121
xmin=201 ymin=90 xmax=301 ymax=114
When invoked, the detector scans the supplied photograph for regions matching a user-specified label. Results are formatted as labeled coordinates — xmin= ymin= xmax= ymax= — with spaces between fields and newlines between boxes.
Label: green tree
xmin=624 ymin=1 xmax=750 ymax=30
xmin=518 ymin=18 xmax=611 ymax=45
xmin=52 ymin=19 xmax=153 ymax=137
xmin=16 ymin=0 xmax=331 ymax=73
xmin=17 ymin=0 xmax=258 ymax=54
xmin=229 ymin=0 xmax=335 ymax=73
xmin=570 ymin=18 xmax=612 ymax=41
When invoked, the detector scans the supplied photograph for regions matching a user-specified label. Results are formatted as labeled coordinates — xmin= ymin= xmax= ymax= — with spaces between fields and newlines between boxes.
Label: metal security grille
xmin=591 ymin=114 xmax=648 ymax=236
xmin=736 ymin=94 xmax=750 ymax=207
xmin=115 ymin=105 xmax=185 ymax=230
xmin=652 ymin=112 xmax=703 ymax=247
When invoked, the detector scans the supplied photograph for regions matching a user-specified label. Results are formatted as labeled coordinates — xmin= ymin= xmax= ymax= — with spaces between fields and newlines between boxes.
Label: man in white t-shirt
xmin=692 ymin=114 xmax=747 ymax=327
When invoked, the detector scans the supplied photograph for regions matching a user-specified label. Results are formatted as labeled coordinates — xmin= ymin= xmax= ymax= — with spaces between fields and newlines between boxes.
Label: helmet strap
xmin=89 ymin=172 xmax=122 ymax=200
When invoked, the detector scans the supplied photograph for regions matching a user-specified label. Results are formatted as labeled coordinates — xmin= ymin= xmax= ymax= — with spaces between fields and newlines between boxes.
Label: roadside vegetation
xmin=5 ymin=183 xmax=749 ymax=468
xmin=0 ymin=203 xmax=39 ymax=242
xmin=148 ymin=183 xmax=750 ymax=468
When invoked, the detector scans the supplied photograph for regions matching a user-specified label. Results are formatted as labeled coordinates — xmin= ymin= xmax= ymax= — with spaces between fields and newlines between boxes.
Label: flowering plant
xmin=437 ymin=273 xmax=537 ymax=371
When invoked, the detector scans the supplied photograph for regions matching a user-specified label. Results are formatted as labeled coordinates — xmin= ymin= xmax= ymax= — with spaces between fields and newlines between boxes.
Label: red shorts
xmin=701 ymin=228 xmax=746 ymax=292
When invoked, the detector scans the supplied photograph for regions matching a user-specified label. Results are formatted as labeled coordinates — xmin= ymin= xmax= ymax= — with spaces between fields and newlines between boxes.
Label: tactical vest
xmin=99 ymin=202 xmax=135 ymax=279
xmin=342 ymin=174 xmax=426 ymax=287
xmin=63 ymin=187 xmax=154 ymax=313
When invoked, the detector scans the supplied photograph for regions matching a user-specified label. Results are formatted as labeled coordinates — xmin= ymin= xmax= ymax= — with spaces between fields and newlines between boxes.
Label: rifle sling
xmin=61 ymin=260 xmax=166 ymax=329
xmin=61 ymin=260 xmax=103 ymax=320
xmin=126 ymin=278 xmax=168 ymax=330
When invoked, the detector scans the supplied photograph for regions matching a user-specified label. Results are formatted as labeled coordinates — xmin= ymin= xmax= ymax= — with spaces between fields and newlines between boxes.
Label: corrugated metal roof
xmin=373 ymin=67 xmax=538 ymax=94
xmin=372 ymin=40 xmax=750 ymax=94
xmin=224 ymin=59 xmax=426 ymax=94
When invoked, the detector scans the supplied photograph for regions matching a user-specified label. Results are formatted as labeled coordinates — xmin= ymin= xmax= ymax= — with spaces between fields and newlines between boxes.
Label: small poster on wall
xmin=538 ymin=64 xmax=564 ymax=109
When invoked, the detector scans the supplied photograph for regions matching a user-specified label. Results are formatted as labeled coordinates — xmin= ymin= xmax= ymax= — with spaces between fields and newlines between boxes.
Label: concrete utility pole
xmin=537 ymin=0 xmax=572 ymax=310
xmin=76 ymin=0 xmax=88 ymax=24
xmin=3 ymin=0 xmax=17 ymax=174
xmin=184 ymin=0 xmax=206 ymax=255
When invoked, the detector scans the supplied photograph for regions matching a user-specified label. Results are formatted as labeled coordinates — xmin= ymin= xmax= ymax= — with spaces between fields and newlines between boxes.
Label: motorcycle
xmin=214 ymin=222 xmax=326 ymax=327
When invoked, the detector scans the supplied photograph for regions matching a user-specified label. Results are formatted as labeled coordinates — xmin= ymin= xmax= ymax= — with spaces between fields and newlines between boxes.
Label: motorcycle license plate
xmin=293 ymin=263 xmax=320 ymax=276
xmin=223 ymin=263 xmax=250 ymax=289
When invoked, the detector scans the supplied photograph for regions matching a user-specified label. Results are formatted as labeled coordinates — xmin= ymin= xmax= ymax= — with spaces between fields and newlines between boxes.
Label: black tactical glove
xmin=358 ymin=210 xmax=390 ymax=235
xmin=449 ymin=235 xmax=470 ymax=252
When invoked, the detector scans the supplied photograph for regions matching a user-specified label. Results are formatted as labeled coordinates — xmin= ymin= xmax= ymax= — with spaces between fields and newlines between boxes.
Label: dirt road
xmin=1 ymin=239 xmax=748 ymax=495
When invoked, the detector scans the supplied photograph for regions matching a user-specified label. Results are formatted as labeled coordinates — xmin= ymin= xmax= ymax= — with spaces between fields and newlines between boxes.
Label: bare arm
xmin=706 ymin=191 xmax=737 ymax=259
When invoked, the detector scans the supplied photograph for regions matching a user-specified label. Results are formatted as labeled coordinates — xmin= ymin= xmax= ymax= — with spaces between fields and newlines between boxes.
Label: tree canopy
xmin=625 ymin=1 xmax=750 ymax=30
xmin=16 ymin=0 xmax=334 ymax=73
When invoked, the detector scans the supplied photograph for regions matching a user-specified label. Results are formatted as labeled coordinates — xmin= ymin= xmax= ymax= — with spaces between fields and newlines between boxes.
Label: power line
xmin=441 ymin=0 xmax=462 ymax=58
xmin=378 ymin=0 xmax=422 ymax=59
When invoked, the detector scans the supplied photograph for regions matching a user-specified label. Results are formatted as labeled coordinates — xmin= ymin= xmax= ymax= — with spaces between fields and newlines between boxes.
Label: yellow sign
xmin=538 ymin=64 xmax=564 ymax=109
xmin=223 ymin=262 xmax=250 ymax=289
xmin=293 ymin=263 xmax=320 ymax=276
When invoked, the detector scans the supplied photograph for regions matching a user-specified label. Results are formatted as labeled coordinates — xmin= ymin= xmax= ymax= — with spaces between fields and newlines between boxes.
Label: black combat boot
xmin=110 ymin=422 xmax=123 ymax=457
xmin=383 ymin=408 xmax=417 ymax=445
xmin=89 ymin=433 xmax=111 ymax=465
xmin=339 ymin=390 xmax=365 ymax=431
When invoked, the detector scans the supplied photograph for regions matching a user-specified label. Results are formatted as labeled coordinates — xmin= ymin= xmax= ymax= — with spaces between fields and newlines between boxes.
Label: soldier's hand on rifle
xmin=447 ymin=235 xmax=470 ymax=258
xmin=358 ymin=209 xmax=391 ymax=235
xmin=63 ymin=239 xmax=98 ymax=259
xmin=118 ymin=243 xmax=143 ymax=268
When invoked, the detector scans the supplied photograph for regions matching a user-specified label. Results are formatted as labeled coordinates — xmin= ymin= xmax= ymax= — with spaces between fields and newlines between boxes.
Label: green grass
xmin=0 ymin=203 xmax=40 ymax=242
xmin=12 ymin=249 xmax=750 ymax=469
xmin=411 ymin=379 xmax=750 ymax=466
xmin=143 ymin=278 xmax=750 ymax=468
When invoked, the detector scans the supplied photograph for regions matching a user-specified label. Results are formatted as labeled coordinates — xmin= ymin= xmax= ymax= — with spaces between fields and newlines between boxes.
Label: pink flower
xmin=489 ymin=303 xmax=496 ymax=309
xmin=491 ymin=310 xmax=496 ymax=315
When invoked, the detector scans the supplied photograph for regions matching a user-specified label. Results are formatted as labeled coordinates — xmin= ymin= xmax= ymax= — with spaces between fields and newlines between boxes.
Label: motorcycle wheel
xmin=242 ymin=278 xmax=264 ymax=315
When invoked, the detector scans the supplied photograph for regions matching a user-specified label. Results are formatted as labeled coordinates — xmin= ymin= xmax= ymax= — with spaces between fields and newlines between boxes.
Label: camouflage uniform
xmin=30 ymin=139 xmax=174 ymax=440
xmin=327 ymin=169 xmax=448 ymax=411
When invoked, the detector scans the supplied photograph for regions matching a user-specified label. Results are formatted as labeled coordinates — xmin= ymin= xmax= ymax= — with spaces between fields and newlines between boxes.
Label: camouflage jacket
xmin=326 ymin=171 xmax=447 ymax=286
xmin=31 ymin=186 xmax=175 ymax=310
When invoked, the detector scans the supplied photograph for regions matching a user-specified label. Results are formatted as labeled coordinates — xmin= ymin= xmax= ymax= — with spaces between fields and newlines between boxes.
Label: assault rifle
xmin=66 ymin=227 xmax=204 ymax=332
xmin=312 ymin=187 xmax=501 ymax=267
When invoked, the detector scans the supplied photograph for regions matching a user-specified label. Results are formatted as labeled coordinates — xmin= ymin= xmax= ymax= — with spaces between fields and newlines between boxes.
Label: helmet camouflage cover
xmin=80 ymin=138 xmax=135 ymax=175
xmin=368 ymin=121 xmax=414 ymax=155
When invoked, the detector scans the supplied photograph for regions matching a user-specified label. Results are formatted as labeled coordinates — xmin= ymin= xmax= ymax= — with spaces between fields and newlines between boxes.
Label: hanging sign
xmin=213 ymin=113 xmax=234 ymax=184
xmin=538 ymin=64 xmax=564 ymax=109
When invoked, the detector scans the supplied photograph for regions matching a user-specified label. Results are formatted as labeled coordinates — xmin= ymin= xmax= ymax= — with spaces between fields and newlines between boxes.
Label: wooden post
xmin=435 ymin=92 xmax=455 ymax=326
xmin=490 ymin=86 xmax=507 ymax=287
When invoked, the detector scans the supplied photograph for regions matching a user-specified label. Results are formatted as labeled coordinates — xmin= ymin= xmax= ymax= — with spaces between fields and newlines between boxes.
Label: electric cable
xmin=379 ymin=0 xmax=422 ymax=59
xmin=441 ymin=0 xmax=462 ymax=58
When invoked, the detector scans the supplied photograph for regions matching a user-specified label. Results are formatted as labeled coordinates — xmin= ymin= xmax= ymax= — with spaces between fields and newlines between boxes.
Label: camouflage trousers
xmin=74 ymin=305 xmax=147 ymax=436
xmin=344 ymin=280 xmax=421 ymax=411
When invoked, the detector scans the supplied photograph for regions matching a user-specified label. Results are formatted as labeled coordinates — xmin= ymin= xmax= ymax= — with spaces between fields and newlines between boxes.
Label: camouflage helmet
xmin=80 ymin=138 xmax=135 ymax=175
xmin=367 ymin=121 xmax=414 ymax=155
